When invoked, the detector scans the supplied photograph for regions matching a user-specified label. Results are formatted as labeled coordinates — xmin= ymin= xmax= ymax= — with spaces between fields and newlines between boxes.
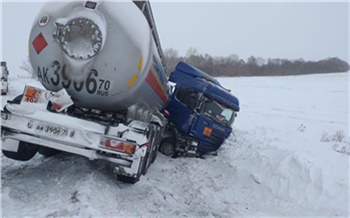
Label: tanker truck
xmin=1 ymin=1 xmax=240 ymax=183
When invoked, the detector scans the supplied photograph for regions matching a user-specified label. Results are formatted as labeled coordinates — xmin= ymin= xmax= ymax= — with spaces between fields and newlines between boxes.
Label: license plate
xmin=35 ymin=123 xmax=68 ymax=137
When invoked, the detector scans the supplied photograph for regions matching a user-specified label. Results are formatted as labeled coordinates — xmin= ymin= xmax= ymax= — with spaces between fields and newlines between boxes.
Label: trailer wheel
xmin=159 ymin=139 xmax=177 ymax=158
xmin=117 ymin=174 xmax=140 ymax=184
xmin=2 ymin=141 xmax=39 ymax=161
xmin=38 ymin=147 xmax=61 ymax=157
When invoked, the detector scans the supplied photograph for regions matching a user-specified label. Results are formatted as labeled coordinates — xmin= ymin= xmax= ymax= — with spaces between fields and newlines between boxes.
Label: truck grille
xmin=204 ymin=130 xmax=224 ymax=145
xmin=211 ymin=130 xmax=224 ymax=140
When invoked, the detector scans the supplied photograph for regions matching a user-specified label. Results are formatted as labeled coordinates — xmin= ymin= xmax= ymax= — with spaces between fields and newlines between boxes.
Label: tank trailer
xmin=1 ymin=1 xmax=239 ymax=183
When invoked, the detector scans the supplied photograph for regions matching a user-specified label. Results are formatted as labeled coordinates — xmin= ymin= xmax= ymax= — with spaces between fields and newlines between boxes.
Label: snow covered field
xmin=1 ymin=71 xmax=349 ymax=217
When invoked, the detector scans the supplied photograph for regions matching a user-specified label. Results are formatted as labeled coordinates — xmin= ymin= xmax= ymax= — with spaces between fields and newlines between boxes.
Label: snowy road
xmin=1 ymin=72 xmax=349 ymax=217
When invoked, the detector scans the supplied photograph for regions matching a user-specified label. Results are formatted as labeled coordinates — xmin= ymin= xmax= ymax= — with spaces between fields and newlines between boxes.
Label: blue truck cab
xmin=159 ymin=61 xmax=240 ymax=157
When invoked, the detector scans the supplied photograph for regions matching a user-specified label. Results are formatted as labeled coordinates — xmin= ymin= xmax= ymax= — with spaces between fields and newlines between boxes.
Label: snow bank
xmin=1 ymin=72 xmax=349 ymax=217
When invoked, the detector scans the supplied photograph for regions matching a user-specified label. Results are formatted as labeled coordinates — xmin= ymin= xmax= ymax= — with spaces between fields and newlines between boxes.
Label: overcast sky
xmin=152 ymin=1 xmax=349 ymax=61
xmin=0 ymin=1 xmax=349 ymax=72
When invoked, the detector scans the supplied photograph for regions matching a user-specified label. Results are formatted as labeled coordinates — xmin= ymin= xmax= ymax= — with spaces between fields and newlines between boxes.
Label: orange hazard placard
xmin=24 ymin=86 xmax=41 ymax=98
xmin=22 ymin=86 xmax=46 ymax=104
xmin=23 ymin=97 xmax=39 ymax=103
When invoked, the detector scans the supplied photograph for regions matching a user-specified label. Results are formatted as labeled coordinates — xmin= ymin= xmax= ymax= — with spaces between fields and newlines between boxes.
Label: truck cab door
xmin=166 ymin=87 xmax=199 ymax=134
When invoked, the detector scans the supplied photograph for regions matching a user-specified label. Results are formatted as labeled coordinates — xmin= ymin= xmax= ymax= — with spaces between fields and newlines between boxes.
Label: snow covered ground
xmin=1 ymin=71 xmax=349 ymax=217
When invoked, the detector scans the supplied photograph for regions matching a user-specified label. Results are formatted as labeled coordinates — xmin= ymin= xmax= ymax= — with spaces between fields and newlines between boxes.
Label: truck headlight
xmin=191 ymin=141 xmax=198 ymax=146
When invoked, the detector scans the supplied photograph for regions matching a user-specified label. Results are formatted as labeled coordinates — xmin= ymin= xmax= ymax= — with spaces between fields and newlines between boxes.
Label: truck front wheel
xmin=2 ymin=141 xmax=39 ymax=161
xmin=159 ymin=139 xmax=177 ymax=158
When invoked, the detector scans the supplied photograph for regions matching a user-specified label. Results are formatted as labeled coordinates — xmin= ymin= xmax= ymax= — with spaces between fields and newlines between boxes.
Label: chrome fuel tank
xmin=29 ymin=1 xmax=170 ymax=116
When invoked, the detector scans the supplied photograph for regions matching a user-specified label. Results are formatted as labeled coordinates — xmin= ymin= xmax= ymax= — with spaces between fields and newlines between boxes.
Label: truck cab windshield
xmin=201 ymin=98 xmax=235 ymax=127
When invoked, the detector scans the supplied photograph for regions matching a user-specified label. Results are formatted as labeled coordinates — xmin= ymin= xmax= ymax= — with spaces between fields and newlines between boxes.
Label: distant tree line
xmin=163 ymin=48 xmax=349 ymax=77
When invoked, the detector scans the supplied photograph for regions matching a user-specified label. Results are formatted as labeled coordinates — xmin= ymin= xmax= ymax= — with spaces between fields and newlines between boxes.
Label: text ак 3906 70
xmin=35 ymin=123 xmax=68 ymax=137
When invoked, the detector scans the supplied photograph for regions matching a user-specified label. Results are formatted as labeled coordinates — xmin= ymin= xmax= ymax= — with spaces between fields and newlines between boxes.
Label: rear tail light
xmin=102 ymin=138 xmax=136 ymax=154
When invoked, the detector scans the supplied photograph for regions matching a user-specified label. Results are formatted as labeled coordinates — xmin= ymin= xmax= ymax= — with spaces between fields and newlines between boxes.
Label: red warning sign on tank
xmin=32 ymin=33 xmax=48 ymax=54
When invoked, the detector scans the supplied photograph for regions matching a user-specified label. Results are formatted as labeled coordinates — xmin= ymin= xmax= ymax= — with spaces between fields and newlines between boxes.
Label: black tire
xmin=2 ymin=141 xmax=39 ymax=161
xmin=38 ymin=146 xmax=61 ymax=157
xmin=159 ymin=139 xmax=177 ymax=158
xmin=117 ymin=174 xmax=140 ymax=184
